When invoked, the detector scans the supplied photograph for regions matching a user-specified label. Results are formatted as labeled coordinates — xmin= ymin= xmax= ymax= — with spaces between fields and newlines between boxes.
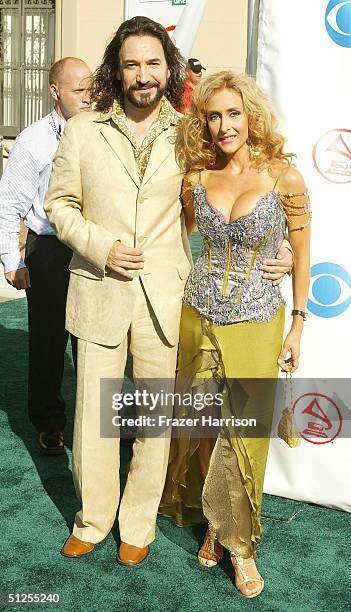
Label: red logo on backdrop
xmin=293 ymin=393 xmax=342 ymax=444
xmin=313 ymin=129 xmax=351 ymax=183
xmin=166 ymin=25 xmax=176 ymax=31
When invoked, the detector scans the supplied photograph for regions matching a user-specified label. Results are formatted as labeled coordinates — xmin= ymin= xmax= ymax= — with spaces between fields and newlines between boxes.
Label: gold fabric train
xmin=159 ymin=303 xmax=285 ymax=557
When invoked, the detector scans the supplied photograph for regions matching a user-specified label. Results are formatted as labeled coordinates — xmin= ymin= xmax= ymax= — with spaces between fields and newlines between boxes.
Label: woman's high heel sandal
xmin=230 ymin=554 xmax=264 ymax=598
xmin=198 ymin=527 xmax=223 ymax=568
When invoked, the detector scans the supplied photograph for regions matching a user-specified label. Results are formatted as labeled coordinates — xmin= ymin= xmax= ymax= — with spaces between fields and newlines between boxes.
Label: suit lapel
xmin=141 ymin=130 xmax=174 ymax=188
xmin=99 ymin=123 xmax=140 ymax=188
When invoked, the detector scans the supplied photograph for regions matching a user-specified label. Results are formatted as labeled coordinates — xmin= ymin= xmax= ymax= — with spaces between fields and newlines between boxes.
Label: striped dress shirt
xmin=0 ymin=109 xmax=65 ymax=273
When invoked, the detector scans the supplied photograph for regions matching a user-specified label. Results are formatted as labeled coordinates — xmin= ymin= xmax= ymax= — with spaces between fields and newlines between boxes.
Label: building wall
xmin=56 ymin=0 xmax=247 ymax=73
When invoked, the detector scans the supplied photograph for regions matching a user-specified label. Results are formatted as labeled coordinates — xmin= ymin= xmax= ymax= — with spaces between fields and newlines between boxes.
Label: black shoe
xmin=38 ymin=431 xmax=65 ymax=455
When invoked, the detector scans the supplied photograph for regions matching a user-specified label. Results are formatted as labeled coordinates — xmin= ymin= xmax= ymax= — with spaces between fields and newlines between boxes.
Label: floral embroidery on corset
xmin=183 ymin=184 xmax=288 ymax=325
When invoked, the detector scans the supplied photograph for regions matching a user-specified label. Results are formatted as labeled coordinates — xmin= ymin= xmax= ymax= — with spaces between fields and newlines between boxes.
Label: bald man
xmin=0 ymin=57 xmax=92 ymax=453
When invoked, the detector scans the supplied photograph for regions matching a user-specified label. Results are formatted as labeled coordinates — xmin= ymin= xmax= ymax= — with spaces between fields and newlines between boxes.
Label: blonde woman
xmin=160 ymin=72 xmax=311 ymax=598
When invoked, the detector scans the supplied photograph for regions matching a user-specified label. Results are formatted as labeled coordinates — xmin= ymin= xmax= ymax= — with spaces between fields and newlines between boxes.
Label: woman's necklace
xmin=49 ymin=111 xmax=62 ymax=141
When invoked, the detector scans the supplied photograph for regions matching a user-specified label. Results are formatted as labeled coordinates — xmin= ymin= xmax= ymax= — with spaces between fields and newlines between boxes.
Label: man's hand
xmin=260 ymin=246 xmax=293 ymax=286
xmin=5 ymin=267 xmax=31 ymax=290
xmin=106 ymin=241 xmax=144 ymax=279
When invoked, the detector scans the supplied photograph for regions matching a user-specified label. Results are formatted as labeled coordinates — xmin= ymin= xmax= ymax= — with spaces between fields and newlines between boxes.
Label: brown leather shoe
xmin=61 ymin=534 xmax=95 ymax=558
xmin=117 ymin=542 xmax=149 ymax=566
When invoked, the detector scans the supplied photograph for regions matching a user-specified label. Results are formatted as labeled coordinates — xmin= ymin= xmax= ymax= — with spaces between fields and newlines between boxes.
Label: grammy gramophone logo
xmin=313 ymin=129 xmax=351 ymax=184
xmin=293 ymin=392 xmax=342 ymax=445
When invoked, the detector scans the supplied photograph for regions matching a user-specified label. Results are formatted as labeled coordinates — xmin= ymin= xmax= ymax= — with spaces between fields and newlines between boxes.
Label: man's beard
xmin=125 ymin=82 xmax=165 ymax=109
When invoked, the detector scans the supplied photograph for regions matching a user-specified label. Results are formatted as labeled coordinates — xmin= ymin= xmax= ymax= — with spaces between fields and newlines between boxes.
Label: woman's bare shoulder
xmin=275 ymin=164 xmax=307 ymax=193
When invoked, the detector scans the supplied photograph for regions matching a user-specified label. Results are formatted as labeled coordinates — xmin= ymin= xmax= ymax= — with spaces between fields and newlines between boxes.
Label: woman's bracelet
xmin=291 ymin=309 xmax=307 ymax=321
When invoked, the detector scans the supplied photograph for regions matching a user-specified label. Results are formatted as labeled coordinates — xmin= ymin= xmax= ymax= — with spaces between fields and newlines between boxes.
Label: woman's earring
xmin=248 ymin=140 xmax=258 ymax=159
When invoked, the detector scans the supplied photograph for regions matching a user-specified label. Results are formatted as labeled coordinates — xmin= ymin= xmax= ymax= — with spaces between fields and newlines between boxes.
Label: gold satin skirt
xmin=159 ymin=303 xmax=285 ymax=557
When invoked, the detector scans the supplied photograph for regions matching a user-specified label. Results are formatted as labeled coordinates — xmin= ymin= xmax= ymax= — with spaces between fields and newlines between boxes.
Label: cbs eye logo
xmin=308 ymin=262 xmax=351 ymax=318
xmin=325 ymin=0 xmax=351 ymax=47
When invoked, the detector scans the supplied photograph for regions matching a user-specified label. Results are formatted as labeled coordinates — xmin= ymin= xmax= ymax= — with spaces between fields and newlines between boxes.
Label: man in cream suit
xmin=45 ymin=17 xmax=191 ymax=565
xmin=45 ymin=17 xmax=292 ymax=564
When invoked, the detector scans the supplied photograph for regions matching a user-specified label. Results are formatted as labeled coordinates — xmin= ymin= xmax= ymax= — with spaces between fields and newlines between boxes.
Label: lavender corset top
xmin=183 ymin=183 xmax=287 ymax=325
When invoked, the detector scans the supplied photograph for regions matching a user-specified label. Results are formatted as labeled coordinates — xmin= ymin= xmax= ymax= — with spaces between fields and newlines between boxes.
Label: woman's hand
xmin=278 ymin=327 xmax=302 ymax=373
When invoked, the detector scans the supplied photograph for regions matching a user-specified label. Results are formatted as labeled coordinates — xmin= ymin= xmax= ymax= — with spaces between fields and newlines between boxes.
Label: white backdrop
xmin=124 ymin=0 xmax=207 ymax=57
xmin=256 ymin=0 xmax=351 ymax=511
xmin=124 ymin=0 xmax=187 ymax=29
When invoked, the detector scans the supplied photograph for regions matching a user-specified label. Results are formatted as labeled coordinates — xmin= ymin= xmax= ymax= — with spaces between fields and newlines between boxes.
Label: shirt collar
xmin=95 ymin=96 xmax=180 ymax=128
xmin=51 ymin=107 xmax=66 ymax=127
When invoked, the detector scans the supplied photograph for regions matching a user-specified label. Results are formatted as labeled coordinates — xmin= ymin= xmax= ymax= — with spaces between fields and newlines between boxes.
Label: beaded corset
xmin=183 ymin=183 xmax=288 ymax=325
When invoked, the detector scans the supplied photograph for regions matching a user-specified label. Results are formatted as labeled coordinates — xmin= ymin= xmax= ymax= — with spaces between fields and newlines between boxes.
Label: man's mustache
xmin=129 ymin=82 xmax=159 ymax=92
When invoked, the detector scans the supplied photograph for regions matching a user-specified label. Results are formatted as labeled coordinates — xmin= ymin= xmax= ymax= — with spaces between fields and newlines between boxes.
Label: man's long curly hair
xmin=176 ymin=70 xmax=295 ymax=173
xmin=90 ymin=16 xmax=186 ymax=111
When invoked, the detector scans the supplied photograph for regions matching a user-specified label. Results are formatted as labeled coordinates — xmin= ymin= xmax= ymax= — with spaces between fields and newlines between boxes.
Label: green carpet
xmin=0 ymin=233 xmax=350 ymax=611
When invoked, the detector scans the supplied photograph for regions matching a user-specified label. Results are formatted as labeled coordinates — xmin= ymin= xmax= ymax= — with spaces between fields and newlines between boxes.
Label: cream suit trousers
xmin=72 ymin=278 xmax=178 ymax=547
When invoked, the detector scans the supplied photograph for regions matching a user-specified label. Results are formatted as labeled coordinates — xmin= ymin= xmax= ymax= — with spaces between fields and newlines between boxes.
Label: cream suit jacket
xmin=44 ymin=109 xmax=192 ymax=347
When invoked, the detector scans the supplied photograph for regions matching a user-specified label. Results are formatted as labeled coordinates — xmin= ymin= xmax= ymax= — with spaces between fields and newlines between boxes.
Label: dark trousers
xmin=25 ymin=230 xmax=77 ymax=433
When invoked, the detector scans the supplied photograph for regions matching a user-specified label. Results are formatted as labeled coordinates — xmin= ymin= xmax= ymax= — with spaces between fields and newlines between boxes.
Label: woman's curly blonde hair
xmin=176 ymin=70 xmax=294 ymax=173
